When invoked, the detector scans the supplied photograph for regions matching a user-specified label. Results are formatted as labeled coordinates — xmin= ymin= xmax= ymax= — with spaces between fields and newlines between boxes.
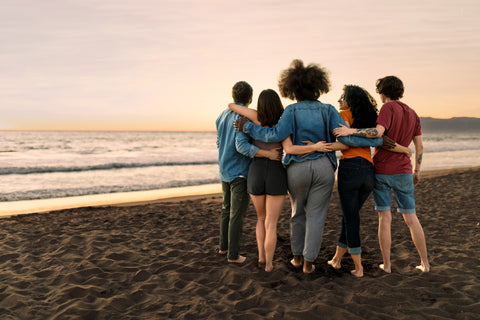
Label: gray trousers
xmin=287 ymin=157 xmax=335 ymax=262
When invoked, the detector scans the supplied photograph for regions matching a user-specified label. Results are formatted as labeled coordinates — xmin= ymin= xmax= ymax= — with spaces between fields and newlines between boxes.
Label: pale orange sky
xmin=1 ymin=0 xmax=479 ymax=131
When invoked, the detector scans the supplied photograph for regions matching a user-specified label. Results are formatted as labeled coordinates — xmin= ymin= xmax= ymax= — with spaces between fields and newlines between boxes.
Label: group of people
xmin=215 ymin=59 xmax=430 ymax=276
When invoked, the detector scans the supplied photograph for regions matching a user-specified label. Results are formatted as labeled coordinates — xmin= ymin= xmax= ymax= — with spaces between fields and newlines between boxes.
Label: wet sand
xmin=0 ymin=167 xmax=479 ymax=319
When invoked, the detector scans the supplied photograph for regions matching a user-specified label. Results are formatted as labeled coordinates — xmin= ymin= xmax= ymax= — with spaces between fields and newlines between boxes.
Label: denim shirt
xmin=242 ymin=100 xmax=383 ymax=169
xmin=216 ymin=108 xmax=259 ymax=182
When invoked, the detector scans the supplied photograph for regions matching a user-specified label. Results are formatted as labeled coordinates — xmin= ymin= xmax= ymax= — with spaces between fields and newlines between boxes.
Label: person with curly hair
xmin=228 ymin=89 xmax=330 ymax=272
xmin=327 ymin=85 xmax=411 ymax=277
xmin=234 ymin=59 xmax=390 ymax=273
xmin=333 ymin=76 xmax=430 ymax=273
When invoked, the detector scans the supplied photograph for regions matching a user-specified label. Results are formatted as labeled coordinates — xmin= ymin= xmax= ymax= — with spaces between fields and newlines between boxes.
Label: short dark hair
xmin=232 ymin=81 xmax=253 ymax=104
xmin=376 ymin=76 xmax=404 ymax=100
xmin=278 ymin=59 xmax=330 ymax=101
xmin=257 ymin=89 xmax=284 ymax=127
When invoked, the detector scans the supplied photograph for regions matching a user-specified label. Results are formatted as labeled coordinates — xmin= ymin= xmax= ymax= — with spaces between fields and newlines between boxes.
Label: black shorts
xmin=247 ymin=158 xmax=288 ymax=195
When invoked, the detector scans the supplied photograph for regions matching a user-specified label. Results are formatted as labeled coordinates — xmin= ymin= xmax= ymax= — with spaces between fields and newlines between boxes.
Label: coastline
xmin=0 ymin=183 xmax=222 ymax=218
xmin=0 ymin=166 xmax=477 ymax=217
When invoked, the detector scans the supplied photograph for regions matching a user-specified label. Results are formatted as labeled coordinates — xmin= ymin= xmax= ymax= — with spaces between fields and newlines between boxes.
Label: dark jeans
xmin=220 ymin=177 xmax=250 ymax=260
xmin=337 ymin=157 xmax=375 ymax=255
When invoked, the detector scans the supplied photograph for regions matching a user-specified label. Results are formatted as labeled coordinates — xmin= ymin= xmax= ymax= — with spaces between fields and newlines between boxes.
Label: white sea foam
xmin=0 ymin=130 xmax=478 ymax=201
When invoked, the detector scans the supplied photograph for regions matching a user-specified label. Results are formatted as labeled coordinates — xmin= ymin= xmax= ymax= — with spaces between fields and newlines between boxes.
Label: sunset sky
xmin=1 ymin=0 xmax=479 ymax=131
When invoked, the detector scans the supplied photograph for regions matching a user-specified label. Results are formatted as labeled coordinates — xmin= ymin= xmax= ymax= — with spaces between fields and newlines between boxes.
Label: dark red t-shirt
xmin=373 ymin=101 xmax=422 ymax=174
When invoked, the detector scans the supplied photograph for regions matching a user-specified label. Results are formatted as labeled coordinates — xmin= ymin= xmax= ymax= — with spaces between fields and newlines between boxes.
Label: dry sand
xmin=0 ymin=167 xmax=479 ymax=319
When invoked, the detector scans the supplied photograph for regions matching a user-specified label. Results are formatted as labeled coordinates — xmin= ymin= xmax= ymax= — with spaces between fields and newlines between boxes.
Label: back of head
xmin=232 ymin=81 xmax=253 ymax=105
xmin=376 ymin=76 xmax=404 ymax=100
xmin=257 ymin=89 xmax=284 ymax=127
xmin=344 ymin=85 xmax=378 ymax=128
xmin=278 ymin=59 xmax=331 ymax=101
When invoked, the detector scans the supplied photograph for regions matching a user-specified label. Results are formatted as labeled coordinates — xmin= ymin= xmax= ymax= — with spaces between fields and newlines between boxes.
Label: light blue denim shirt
xmin=242 ymin=100 xmax=383 ymax=169
xmin=216 ymin=108 xmax=259 ymax=182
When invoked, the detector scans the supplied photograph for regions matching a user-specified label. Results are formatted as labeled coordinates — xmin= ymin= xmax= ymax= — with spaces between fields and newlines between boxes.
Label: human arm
xmin=255 ymin=147 xmax=283 ymax=161
xmin=381 ymin=136 xmax=412 ymax=158
xmin=228 ymin=103 xmax=261 ymax=126
xmin=333 ymin=123 xmax=386 ymax=138
xmin=282 ymin=137 xmax=348 ymax=156
xmin=329 ymin=108 xmax=384 ymax=147
xmin=412 ymin=135 xmax=423 ymax=186
xmin=234 ymin=129 xmax=260 ymax=159
xmin=234 ymin=123 xmax=282 ymax=161
xmin=234 ymin=107 xmax=294 ymax=143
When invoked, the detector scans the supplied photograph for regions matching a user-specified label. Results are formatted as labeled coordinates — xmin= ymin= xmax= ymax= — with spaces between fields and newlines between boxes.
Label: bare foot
xmin=258 ymin=261 xmax=266 ymax=269
xmin=351 ymin=269 xmax=364 ymax=278
xmin=379 ymin=264 xmax=391 ymax=274
xmin=228 ymin=255 xmax=246 ymax=264
xmin=218 ymin=250 xmax=227 ymax=255
xmin=415 ymin=264 xmax=430 ymax=272
xmin=265 ymin=263 xmax=273 ymax=272
xmin=303 ymin=262 xmax=315 ymax=274
xmin=327 ymin=259 xmax=341 ymax=270
xmin=290 ymin=256 xmax=303 ymax=268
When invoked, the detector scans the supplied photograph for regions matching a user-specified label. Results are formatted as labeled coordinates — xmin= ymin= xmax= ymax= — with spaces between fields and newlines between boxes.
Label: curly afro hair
xmin=278 ymin=59 xmax=330 ymax=101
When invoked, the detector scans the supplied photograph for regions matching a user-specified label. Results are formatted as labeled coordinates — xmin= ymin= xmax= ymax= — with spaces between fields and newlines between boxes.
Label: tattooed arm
xmin=333 ymin=124 xmax=386 ymax=138
xmin=413 ymin=135 xmax=423 ymax=186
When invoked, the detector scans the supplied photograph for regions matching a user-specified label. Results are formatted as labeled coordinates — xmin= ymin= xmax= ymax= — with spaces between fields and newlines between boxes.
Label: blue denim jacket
xmin=216 ymin=109 xmax=259 ymax=182
xmin=242 ymin=100 xmax=382 ymax=169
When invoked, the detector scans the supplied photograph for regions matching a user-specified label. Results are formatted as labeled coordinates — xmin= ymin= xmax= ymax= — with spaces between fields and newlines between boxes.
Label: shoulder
xmin=339 ymin=109 xmax=352 ymax=121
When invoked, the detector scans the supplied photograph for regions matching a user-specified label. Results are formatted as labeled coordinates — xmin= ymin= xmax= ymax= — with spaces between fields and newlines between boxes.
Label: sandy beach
xmin=0 ymin=167 xmax=479 ymax=319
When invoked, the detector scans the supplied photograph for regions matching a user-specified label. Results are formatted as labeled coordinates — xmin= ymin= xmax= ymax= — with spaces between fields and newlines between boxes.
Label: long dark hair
xmin=257 ymin=89 xmax=284 ymax=127
xmin=344 ymin=85 xmax=378 ymax=128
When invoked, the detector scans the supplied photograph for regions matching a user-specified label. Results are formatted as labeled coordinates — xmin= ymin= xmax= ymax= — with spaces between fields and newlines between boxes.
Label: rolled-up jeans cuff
xmin=348 ymin=247 xmax=361 ymax=255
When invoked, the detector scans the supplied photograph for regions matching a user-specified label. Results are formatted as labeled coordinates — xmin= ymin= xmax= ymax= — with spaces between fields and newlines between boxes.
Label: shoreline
xmin=1 ymin=166 xmax=478 ymax=217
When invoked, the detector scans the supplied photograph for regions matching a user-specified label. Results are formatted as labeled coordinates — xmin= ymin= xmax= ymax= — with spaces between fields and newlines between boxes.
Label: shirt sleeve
xmin=376 ymin=104 xmax=393 ymax=131
xmin=243 ymin=107 xmax=294 ymax=142
xmin=234 ymin=126 xmax=259 ymax=158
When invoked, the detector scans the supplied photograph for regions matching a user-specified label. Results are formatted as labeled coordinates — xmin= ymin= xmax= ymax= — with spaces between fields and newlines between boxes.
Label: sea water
xmin=1 ymin=130 xmax=479 ymax=201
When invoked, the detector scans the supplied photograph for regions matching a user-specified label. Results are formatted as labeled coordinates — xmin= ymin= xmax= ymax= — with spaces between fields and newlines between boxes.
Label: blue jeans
xmin=220 ymin=177 xmax=250 ymax=260
xmin=287 ymin=157 xmax=335 ymax=262
xmin=337 ymin=157 xmax=375 ymax=255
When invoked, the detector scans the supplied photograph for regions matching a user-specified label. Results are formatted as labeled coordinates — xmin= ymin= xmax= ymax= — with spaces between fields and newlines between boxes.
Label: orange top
xmin=339 ymin=109 xmax=374 ymax=164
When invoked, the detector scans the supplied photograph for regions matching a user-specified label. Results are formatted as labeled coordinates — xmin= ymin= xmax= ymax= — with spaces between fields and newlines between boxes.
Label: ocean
xmin=1 ymin=130 xmax=479 ymax=202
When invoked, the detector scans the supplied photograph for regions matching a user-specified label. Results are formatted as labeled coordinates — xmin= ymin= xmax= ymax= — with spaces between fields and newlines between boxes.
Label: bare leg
xmin=328 ymin=246 xmax=347 ymax=269
xmin=350 ymin=254 xmax=363 ymax=277
xmin=264 ymin=195 xmax=285 ymax=272
xmin=403 ymin=213 xmax=430 ymax=272
xmin=250 ymin=195 xmax=267 ymax=266
xmin=378 ymin=210 xmax=392 ymax=273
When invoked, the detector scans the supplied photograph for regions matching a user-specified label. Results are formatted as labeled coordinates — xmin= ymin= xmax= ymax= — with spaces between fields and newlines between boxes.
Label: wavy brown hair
xmin=257 ymin=89 xmax=284 ymax=127
xmin=376 ymin=76 xmax=404 ymax=100
xmin=344 ymin=85 xmax=378 ymax=128
xmin=278 ymin=59 xmax=330 ymax=101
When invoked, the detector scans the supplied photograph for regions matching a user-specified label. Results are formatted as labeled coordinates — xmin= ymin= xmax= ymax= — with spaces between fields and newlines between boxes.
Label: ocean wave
xmin=0 ymin=178 xmax=220 ymax=201
xmin=0 ymin=161 xmax=218 ymax=175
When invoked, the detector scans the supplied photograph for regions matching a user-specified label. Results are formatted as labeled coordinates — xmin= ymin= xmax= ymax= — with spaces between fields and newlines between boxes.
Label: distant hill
xmin=420 ymin=117 xmax=480 ymax=132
